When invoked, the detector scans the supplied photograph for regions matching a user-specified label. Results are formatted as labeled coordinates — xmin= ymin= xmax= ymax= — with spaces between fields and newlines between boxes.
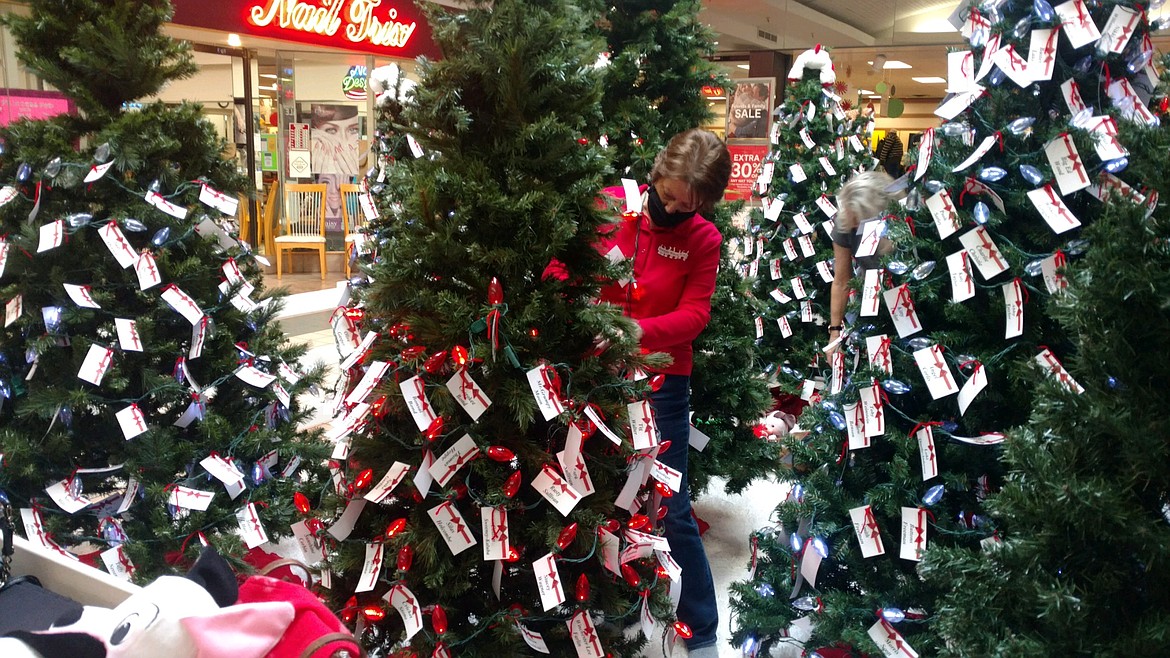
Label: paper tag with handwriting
xmin=446 ymin=369 xmax=492 ymax=421
xmin=79 ymin=344 xmax=114 ymax=385
xmin=428 ymin=500 xmax=477 ymax=555
xmin=400 ymin=375 xmax=438 ymax=431
xmin=959 ymin=227 xmax=1009 ymax=279
xmin=236 ymin=502 xmax=269 ymax=549
xmin=913 ymin=345 xmax=959 ymax=399
xmin=160 ymin=285 xmax=204 ymax=325
xmin=199 ymin=184 xmax=239 ymax=216
xmin=925 ymin=189 xmax=961 ymax=240
xmin=567 ymin=610 xmax=605 ymax=658
xmin=428 ymin=434 xmax=480 ymax=487
xmin=386 ymin=584 xmax=423 ymax=640
xmin=527 ymin=364 xmax=564 ymax=421
xmin=627 ymin=400 xmax=658 ymax=449
xmin=481 ymin=506 xmax=510 ymax=561
xmin=63 ymin=283 xmax=101 ymax=309
xmin=882 ymin=284 xmax=922 ymax=338
xmin=916 ymin=425 xmax=939 ymax=480
xmin=947 ymin=251 xmax=976 ymax=302
xmin=46 ymin=479 xmax=92 ymax=513
xmin=38 ymin=220 xmax=63 ymax=253
xmin=364 ymin=462 xmax=411 ymax=504
xmin=354 ymin=543 xmax=384 ymax=593
xmin=532 ymin=464 xmax=582 ymax=516
xmin=849 ymin=504 xmax=886 ymax=557
xmin=168 ymin=485 xmax=214 ymax=511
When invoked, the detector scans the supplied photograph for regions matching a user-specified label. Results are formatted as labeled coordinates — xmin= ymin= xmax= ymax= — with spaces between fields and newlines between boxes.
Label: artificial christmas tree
xmin=0 ymin=0 xmax=330 ymax=580
xmin=748 ymin=46 xmax=878 ymax=377
xmin=599 ymin=0 xmax=726 ymax=182
xmin=732 ymin=4 xmax=1165 ymax=653
xmin=597 ymin=0 xmax=774 ymax=497
xmin=311 ymin=0 xmax=692 ymax=655
xmin=920 ymin=48 xmax=1170 ymax=658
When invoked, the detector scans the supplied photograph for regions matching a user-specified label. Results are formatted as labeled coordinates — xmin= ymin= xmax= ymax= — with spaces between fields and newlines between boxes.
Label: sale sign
xmin=725 ymin=144 xmax=769 ymax=200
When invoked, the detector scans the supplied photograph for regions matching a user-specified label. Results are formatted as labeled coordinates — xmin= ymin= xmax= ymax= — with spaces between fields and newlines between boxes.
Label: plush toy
xmin=367 ymin=63 xmax=417 ymax=108
xmin=0 ymin=548 xmax=358 ymax=658
xmin=786 ymin=44 xmax=836 ymax=86
xmin=757 ymin=409 xmax=797 ymax=442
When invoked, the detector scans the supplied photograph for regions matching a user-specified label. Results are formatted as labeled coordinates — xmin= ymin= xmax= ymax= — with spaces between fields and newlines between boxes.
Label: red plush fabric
xmin=236 ymin=576 xmax=360 ymax=658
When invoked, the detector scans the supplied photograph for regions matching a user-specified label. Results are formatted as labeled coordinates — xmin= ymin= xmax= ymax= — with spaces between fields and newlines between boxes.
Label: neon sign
xmin=249 ymin=0 xmax=417 ymax=49
xmin=343 ymin=65 xmax=368 ymax=100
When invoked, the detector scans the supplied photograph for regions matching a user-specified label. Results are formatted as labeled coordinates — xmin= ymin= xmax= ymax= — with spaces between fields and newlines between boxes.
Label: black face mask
xmin=647 ymin=185 xmax=696 ymax=228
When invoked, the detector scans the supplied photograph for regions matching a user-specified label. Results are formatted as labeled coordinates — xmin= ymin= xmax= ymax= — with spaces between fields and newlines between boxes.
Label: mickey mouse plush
xmin=0 ymin=548 xmax=358 ymax=658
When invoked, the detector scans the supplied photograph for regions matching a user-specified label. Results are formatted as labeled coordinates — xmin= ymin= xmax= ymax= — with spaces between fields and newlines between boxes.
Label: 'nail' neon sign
xmin=249 ymin=0 xmax=417 ymax=49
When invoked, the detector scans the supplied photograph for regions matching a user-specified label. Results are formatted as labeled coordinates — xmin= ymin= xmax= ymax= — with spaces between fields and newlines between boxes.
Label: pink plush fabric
xmin=181 ymin=601 xmax=294 ymax=658
xmin=236 ymin=576 xmax=361 ymax=658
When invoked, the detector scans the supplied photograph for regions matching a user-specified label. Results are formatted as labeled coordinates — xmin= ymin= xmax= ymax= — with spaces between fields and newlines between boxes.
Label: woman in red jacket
xmin=597 ymin=129 xmax=730 ymax=658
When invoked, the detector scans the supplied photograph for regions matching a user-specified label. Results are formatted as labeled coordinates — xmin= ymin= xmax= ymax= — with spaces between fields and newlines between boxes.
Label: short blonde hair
xmin=835 ymin=170 xmax=895 ymax=232
xmin=649 ymin=129 xmax=732 ymax=216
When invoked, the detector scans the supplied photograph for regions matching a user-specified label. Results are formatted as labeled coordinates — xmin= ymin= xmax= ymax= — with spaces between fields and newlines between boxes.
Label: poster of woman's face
xmin=309 ymin=104 xmax=360 ymax=234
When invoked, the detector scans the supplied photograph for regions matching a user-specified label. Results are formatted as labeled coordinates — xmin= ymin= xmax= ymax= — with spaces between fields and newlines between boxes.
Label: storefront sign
xmin=725 ymin=143 xmax=768 ymax=200
xmin=343 ymin=65 xmax=369 ymax=100
xmin=0 ymin=90 xmax=73 ymax=126
xmin=170 ymin=0 xmax=440 ymax=59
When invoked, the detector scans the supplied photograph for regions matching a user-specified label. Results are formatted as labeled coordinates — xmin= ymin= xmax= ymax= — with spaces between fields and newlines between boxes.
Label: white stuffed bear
xmin=367 ymin=63 xmax=417 ymax=108
xmin=0 ymin=548 xmax=293 ymax=658
xmin=786 ymin=45 xmax=836 ymax=86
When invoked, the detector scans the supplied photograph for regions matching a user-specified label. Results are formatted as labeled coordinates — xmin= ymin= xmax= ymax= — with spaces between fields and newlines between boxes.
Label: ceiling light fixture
xmin=911 ymin=76 xmax=947 ymax=84
xmin=736 ymin=64 xmax=750 ymax=70
xmin=870 ymin=59 xmax=913 ymax=69
xmin=227 ymin=33 xmax=242 ymax=47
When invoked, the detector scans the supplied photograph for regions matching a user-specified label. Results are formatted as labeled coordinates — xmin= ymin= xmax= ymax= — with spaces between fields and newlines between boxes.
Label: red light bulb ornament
xmin=621 ymin=564 xmax=642 ymax=588
xmin=488 ymin=277 xmax=504 ymax=305
xmin=361 ymin=605 xmax=387 ymax=622
xmin=502 ymin=470 xmax=522 ymax=498
xmin=648 ymin=373 xmax=665 ymax=392
xmin=425 ymin=416 xmax=445 ymax=442
xmin=432 ymin=604 xmax=448 ymax=635
xmin=293 ymin=492 xmax=311 ymax=514
xmin=385 ymin=518 xmax=407 ymax=537
xmin=672 ymin=621 xmax=693 ymax=640
xmin=627 ymin=514 xmax=649 ymax=531
xmin=556 ymin=523 xmax=578 ymax=550
xmin=653 ymin=481 xmax=674 ymax=498
xmin=353 ymin=468 xmax=374 ymax=490
xmin=401 ymin=345 xmax=427 ymax=361
xmin=397 ymin=544 xmax=414 ymax=571
xmin=487 ymin=446 xmax=515 ymax=462
xmin=575 ymin=574 xmax=590 ymax=602
xmin=340 ymin=596 xmax=358 ymax=624
xmin=452 ymin=345 xmax=469 ymax=367
xmin=422 ymin=350 xmax=449 ymax=374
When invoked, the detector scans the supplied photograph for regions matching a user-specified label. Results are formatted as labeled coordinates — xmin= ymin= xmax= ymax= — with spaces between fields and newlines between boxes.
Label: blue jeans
xmin=651 ymin=374 xmax=718 ymax=649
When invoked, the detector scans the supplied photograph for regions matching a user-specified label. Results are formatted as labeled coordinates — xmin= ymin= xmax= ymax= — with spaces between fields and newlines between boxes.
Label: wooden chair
xmin=237 ymin=193 xmax=252 ymax=247
xmin=260 ymin=183 xmax=279 ymax=258
xmin=275 ymin=183 xmax=327 ymax=279
xmin=340 ymin=183 xmax=367 ymax=279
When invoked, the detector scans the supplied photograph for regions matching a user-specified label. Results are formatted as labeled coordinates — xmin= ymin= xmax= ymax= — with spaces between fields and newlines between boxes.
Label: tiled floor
xmin=277 ymin=289 xmax=798 ymax=658
xmin=262 ymin=271 xmax=349 ymax=295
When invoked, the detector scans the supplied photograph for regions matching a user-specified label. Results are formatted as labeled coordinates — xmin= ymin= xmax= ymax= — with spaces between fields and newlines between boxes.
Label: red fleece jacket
xmin=596 ymin=185 xmax=722 ymax=375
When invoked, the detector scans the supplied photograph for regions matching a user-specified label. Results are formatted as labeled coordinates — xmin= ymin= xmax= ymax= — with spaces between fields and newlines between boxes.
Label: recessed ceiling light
xmin=858 ymin=89 xmax=874 ymax=95
xmin=911 ymin=76 xmax=947 ymax=84
xmin=868 ymin=95 xmax=882 ymax=99
xmin=867 ymin=59 xmax=912 ymax=69
xmin=260 ymin=74 xmax=278 ymax=79
xmin=227 ymin=33 xmax=242 ymax=47
xmin=736 ymin=64 xmax=750 ymax=70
